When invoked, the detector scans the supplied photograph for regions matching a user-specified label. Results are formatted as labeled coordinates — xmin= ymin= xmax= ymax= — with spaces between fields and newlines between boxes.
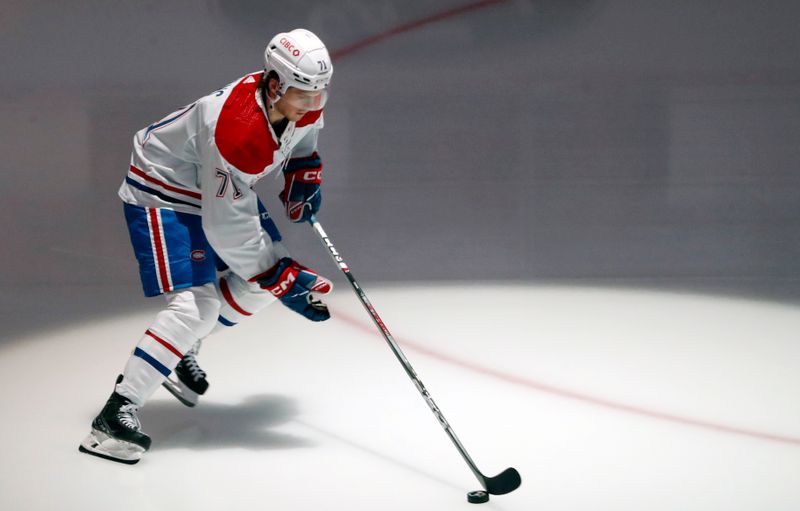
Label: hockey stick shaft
xmin=308 ymin=216 xmax=500 ymax=491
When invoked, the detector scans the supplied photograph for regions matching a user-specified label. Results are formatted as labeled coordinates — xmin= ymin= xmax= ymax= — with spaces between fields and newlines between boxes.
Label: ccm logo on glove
xmin=251 ymin=257 xmax=332 ymax=321
xmin=280 ymin=152 xmax=323 ymax=223
xmin=301 ymin=169 xmax=322 ymax=182
xmin=269 ymin=272 xmax=296 ymax=297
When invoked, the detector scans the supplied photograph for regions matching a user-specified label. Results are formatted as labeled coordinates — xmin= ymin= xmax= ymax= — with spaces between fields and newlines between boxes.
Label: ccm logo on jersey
xmin=280 ymin=37 xmax=301 ymax=57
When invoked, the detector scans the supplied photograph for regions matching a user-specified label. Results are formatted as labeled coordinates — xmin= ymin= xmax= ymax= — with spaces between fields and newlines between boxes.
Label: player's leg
xmin=121 ymin=282 xmax=220 ymax=405
xmin=215 ymin=196 xmax=285 ymax=327
xmin=163 ymin=198 xmax=287 ymax=405
xmin=79 ymin=205 xmax=219 ymax=464
xmin=162 ymin=338 xmax=208 ymax=407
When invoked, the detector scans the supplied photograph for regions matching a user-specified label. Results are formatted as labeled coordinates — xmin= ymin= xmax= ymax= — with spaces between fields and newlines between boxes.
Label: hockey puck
xmin=467 ymin=490 xmax=489 ymax=504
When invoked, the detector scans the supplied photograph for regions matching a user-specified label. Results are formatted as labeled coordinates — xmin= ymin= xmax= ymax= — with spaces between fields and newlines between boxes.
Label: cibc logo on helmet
xmin=280 ymin=37 xmax=301 ymax=57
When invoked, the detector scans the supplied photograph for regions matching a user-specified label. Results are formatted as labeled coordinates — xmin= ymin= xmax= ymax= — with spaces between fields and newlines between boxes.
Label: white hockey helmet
xmin=264 ymin=29 xmax=332 ymax=109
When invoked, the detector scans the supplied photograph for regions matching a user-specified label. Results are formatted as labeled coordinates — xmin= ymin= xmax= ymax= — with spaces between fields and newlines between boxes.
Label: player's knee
xmin=189 ymin=283 xmax=221 ymax=338
xmin=161 ymin=284 xmax=221 ymax=341
xmin=194 ymin=293 xmax=221 ymax=338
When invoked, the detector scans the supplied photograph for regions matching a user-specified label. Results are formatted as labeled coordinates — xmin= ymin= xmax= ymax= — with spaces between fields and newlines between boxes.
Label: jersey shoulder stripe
xmin=215 ymin=74 xmax=278 ymax=175
xmin=142 ymin=103 xmax=197 ymax=146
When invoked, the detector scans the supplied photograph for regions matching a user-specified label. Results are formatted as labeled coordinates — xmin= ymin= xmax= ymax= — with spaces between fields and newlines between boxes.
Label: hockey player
xmin=79 ymin=29 xmax=334 ymax=464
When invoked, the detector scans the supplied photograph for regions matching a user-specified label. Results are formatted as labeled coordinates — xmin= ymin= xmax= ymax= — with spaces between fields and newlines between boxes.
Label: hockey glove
xmin=251 ymin=257 xmax=332 ymax=321
xmin=279 ymin=152 xmax=322 ymax=223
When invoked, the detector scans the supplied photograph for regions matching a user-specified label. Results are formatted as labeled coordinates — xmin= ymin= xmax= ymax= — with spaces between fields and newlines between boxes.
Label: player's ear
xmin=265 ymin=70 xmax=280 ymax=101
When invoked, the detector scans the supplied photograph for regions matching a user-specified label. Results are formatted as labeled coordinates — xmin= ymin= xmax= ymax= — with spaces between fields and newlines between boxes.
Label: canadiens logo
xmin=191 ymin=250 xmax=206 ymax=261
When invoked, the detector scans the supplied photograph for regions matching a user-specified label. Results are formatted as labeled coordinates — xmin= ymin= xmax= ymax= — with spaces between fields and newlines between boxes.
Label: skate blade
xmin=161 ymin=377 xmax=199 ymax=407
xmin=79 ymin=430 xmax=145 ymax=465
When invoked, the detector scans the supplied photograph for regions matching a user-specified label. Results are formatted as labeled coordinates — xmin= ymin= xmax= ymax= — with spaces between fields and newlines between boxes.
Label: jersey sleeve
xmin=135 ymin=103 xmax=201 ymax=165
xmin=290 ymin=126 xmax=320 ymax=159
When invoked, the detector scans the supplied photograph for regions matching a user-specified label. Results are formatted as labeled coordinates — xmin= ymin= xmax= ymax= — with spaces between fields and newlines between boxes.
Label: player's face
xmin=277 ymin=87 xmax=327 ymax=121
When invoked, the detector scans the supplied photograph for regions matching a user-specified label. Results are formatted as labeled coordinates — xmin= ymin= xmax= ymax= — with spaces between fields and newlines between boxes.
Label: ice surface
xmin=1 ymin=284 xmax=798 ymax=511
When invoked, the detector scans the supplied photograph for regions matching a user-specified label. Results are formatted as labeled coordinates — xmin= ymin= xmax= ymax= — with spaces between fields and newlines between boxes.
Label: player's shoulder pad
xmin=296 ymin=108 xmax=323 ymax=128
xmin=215 ymin=73 xmax=278 ymax=175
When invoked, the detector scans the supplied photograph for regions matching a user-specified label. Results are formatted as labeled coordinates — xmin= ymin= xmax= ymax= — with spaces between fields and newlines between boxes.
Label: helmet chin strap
xmin=265 ymin=87 xmax=282 ymax=111
xmin=272 ymin=90 xmax=285 ymax=108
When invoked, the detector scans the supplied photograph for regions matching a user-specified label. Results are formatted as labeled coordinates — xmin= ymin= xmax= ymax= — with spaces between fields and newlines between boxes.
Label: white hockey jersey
xmin=119 ymin=72 xmax=324 ymax=280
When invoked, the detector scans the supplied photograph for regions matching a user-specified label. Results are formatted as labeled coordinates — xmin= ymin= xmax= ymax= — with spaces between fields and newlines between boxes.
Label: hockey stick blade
xmin=483 ymin=466 xmax=522 ymax=495
xmin=309 ymin=216 xmax=522 ymax=498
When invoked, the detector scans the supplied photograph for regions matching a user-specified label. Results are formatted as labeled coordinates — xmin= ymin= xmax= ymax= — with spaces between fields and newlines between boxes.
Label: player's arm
xmin=199 ymin=160 xmax=331 ymax=322
xmin=280 ymin=127 xmax=324 ymax=223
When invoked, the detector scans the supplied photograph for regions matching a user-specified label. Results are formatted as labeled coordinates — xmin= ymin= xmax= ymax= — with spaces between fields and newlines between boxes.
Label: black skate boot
xmin=79 ymin=386 xmax=151 ymax=465
xmin=162 ymin=342 xmax=209 ymax=407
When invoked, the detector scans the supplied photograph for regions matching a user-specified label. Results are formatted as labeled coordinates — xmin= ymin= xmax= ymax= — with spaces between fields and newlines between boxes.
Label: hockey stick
xmin=309 ymin=215 xmax=521 ymax=496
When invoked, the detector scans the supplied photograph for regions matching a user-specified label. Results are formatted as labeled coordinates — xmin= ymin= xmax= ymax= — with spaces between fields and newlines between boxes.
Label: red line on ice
xmin=331 ymin=0 xmax=509 ymax=60
xmin=333 ymin=310 xmax=800 ymax=447
xmin=325 ymin=0 xmax=800 ymax=447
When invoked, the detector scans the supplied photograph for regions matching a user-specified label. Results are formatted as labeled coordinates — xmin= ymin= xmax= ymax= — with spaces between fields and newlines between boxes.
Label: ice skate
xmin=79 ymin=390 xmax=151 ymax=465
xmin=162 ymin=343 xmax=208 ymax=407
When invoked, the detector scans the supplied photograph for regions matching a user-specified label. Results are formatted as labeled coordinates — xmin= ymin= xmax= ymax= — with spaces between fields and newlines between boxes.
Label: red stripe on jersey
xmin=148 ymin=208 xmax=172 ymax=293
xmin=219 ymin=277 xmax=252 ymax=316
xmin=145 ymin=329 xmax=184 ymax=358
xmin=215 ymin=74 xmax=278 ymax=175
xmin=296 ymin=109 xmax=323 ymax=128
xmin=129 ymin=166 xmax=202 ymax=200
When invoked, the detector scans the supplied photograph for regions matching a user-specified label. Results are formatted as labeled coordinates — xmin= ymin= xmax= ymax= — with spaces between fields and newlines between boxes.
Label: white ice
xmin=1 ymin=284 xmax=798 ymax=511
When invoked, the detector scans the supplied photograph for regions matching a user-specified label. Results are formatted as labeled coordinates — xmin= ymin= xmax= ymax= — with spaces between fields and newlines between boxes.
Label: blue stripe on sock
xmin=217 ymin=315 xmax=236 ymax=327
xmin=133 ymin=347 xmax=171 ymax=377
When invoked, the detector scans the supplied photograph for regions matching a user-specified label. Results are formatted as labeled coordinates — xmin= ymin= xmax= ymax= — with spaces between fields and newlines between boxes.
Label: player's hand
xmin=251 ymin=257 xmax=332 ymax=321
xmin=279 ymin=152 xmax=322 ymax=223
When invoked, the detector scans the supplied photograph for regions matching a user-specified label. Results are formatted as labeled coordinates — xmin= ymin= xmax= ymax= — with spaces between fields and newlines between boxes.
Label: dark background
xmin=1 ymin=0 xmax=798 ymax=340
